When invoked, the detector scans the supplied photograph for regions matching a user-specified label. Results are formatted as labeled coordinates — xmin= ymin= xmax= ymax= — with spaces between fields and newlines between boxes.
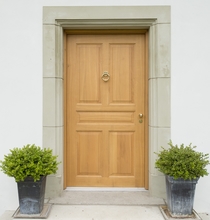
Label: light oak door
xmin=65 ymin=34 xmax=147 ymax=187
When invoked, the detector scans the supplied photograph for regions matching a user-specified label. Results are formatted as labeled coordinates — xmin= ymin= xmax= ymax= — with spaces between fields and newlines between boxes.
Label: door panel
xmin=65 ymin=34 xmax=146 ymax=187
xmin=77 ymin=131 xmax=102 ymax=176
xmin=77 ymin=44 xmax=101 ymax=102
xmin=109 ymin=132 xmax=134 ymax=176
xmin=110 ymin=44 xmax=134 ymax=102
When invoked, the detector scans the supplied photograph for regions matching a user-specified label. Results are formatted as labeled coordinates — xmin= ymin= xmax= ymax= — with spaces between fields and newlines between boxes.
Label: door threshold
xmin=65 ymin=187 xmax=147 ymax=192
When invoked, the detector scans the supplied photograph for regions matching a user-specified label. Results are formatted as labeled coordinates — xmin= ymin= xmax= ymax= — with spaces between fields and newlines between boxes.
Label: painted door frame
xmin=43 ymin=6 xmax=171 ymax=199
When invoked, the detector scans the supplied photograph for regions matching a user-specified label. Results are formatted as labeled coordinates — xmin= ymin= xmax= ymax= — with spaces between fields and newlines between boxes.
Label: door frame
xmin=43 ymin=6 xmax=171 ymax=199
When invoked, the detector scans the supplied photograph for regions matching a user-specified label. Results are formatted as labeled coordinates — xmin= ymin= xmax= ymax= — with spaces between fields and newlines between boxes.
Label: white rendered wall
xmin=0 ymin=0 xmax=210 ymax=215
xmin=171 ymin=0 xmax=210 ymax=213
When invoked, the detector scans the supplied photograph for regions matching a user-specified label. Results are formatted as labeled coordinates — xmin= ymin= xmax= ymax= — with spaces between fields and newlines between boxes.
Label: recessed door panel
xmin=109 ymin=132 xmax=134 ymax=176
xmin=110 ymin=44 xmax=134 ymax=103
xmin=77 ymin=44 xmax=102 ymax=103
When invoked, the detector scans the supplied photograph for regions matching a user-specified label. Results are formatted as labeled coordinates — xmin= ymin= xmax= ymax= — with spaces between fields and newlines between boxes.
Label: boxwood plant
xmin=155 ymin=140 xmax=209 ymax=180
xmin=0 ymin=144 xmax=60 ymax=182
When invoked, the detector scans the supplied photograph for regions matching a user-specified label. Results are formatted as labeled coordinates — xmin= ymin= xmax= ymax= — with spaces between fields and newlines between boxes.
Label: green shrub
xmin=0 ymin=144 xmax=60 ymax=182
xmin=155 ymin=140 xmax=209 ymax=180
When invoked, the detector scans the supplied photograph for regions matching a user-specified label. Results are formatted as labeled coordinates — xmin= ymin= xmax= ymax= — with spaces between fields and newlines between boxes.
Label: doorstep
xmin=0 ymin=205 xmax=165 ymax=220
xmin=49 ymin=189 xmax=165 ymax=206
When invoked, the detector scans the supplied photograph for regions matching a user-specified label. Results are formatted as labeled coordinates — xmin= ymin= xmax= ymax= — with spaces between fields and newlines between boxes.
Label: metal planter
xmin=165 ymin=175 xmax=199 ymax=216
xmin=17 ymin=176 xmax=46 ymax=214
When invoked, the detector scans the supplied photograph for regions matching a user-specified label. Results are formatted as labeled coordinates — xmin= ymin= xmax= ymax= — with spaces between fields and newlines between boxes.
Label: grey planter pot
xmin=17 ymin=176 xmax=46 ymax=214
xmin=165 ymin=175 xmax=199 ymax=216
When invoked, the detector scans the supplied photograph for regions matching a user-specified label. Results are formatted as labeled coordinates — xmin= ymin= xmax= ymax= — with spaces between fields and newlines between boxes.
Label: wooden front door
xmin=65 ymin=33 xmax=147 ymax=187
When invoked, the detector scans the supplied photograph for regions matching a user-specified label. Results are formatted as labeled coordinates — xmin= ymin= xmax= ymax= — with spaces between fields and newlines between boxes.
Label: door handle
xmin=101 ymin=71 xmax=110 ymax=82
xmin=139 ymin=113 xmax=143 ymax=123
xmin=139 ymin=113 xmax=143 ymax=118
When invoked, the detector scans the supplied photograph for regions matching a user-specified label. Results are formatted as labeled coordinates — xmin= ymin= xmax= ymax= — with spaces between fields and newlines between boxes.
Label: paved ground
xmin=1 ymin=205 xmax=166 ymax=220
xmin=1 ymin=190 xmax=210 ymax=220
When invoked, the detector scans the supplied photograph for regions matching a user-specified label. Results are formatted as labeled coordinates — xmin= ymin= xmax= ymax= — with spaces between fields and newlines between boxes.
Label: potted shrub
xmin=0 ymin=144 xmax=60 ymax=215
xmin=155 ymin=140 xmax=209 ymax=217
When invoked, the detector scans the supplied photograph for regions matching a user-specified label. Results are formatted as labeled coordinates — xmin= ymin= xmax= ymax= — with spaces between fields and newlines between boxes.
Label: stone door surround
xmin=43 ymin=6 xmax=171 ymax=198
